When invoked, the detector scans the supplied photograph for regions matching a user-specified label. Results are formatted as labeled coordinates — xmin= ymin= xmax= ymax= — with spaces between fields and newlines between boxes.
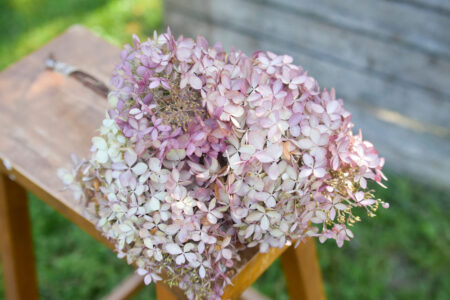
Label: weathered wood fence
xmin=165 ymin=0 xmax=450 ymax=188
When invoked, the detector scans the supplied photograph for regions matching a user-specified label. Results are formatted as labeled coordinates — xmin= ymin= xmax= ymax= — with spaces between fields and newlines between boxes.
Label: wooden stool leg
xmin=104 ymin=273 xmax=145 ymax=300
xmin=0 ymin=174 xmax=39 ymax=300
xmin=281 ymin=238 xmax=325 ymax=300
xmin=156 ymin=283 xmax=178 ymax=300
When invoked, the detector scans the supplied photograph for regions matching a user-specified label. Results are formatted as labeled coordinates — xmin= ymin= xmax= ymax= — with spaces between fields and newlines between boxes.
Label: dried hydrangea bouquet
xmin=60 ymin=30 xmax=388 ymax=299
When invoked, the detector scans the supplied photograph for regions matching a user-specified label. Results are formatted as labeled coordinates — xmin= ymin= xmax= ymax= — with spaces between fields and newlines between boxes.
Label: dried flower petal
xmin=61 ymin=29 xmax=387 ymax=300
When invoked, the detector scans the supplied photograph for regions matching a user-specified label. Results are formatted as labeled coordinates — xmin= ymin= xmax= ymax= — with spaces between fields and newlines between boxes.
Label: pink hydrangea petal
xmin=124 ymin=150 xmax=137 ymax=166
xmin=267 ymin=162 xmax=280 ymax=180
xmin=176 ymin=47 xmax=192 ymax=61
xmin=296 ymin=138 xmax=314 ymax=149
xmin=299 ymin=168 xmax=313 ymax=178
xmin=303 ymin=153 xmax=314 ymax=168
xmin=313 ymin=168 xmax=326 ymax=178
xmin=224 ymin=104 xmax=244 ymax=118
xmin=189 ymin=75 xmax=203 ymax=89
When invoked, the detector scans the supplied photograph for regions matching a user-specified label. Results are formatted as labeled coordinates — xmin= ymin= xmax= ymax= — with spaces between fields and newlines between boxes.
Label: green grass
xmin=13 ymin=193 xmax=156 ymax=300
xmin=1 ymin=1 xmax=449 ymax=299
xmin=0 ymin=0 xmax=163 ymax=70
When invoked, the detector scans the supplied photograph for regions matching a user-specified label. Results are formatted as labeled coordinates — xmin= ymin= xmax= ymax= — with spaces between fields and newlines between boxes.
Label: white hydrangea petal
xmin=260 ymin=215 xmax=270 ymax=231
xmin=144 ymin=238 xmax=153 ymax=249
xmin=299 ymin=168 xmax=312 ymax=178
xmin=303 ymin=153 xmax=314 ymax=167
xmin=95 ymin=150 xmax=109 ymax=164
xmin=92 ymin=137 xmax=107 ymax=150
xmin=136 ymin=268 xmax=147 ymax=276
xmin=199 ymin=265 xmax=206 ymax=278
xmin=149 ymin=157 xmax=161 ymax=172
xmin=313 ymin=168 xmax=326 ymax=178
xmin=297 ymin=138 xmax=314 ymax=149
xmin=164 ymin=224 xmax=180 ymax=235
xmin=148 ymin=197 xmax=160 ymax=211
xmin=144 ymin=274 xmax=152 ymax=285
xmin=132 ymin=162 xmax=148 ymax=175
xmin=166 ymin=149 xmax=186 ymax=161
xmin=246 ymin=211 xmax=264 ymax=223
xmin=166 ymin=243 xmax=183 ymax=255
xmin=124 ymin=149 xmax=137 ymax=166
xmin=119 ymin=224 xmax=132 ymax=232
xmin=176 ymin=254 xmax=186 ymax=265
xmin=185 ymin=252 xmax=197 ymax=263
xmin=222 ymin=249 xmax=232 ymax=260
xmin=239 ymin=144 xmax=255 ymax=155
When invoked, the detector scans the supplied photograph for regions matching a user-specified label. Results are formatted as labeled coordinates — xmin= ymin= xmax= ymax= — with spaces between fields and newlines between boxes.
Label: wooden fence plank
xmin=391 ymin=0 xmax=450 ymax=13
xmin=167 ymin=0 xmax=450 ymax=96
xmin=254 ymin=0 xmax=450 ymax=58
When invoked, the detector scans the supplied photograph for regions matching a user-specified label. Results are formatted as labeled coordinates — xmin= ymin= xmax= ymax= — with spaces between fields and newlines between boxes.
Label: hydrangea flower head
xmin=61 ymin=29 xmax=388 ymax=299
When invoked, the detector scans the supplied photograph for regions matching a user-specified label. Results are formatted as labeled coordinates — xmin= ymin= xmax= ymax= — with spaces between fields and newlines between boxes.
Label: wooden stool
xmin=0 ymin=26 xmax=325 ymax=300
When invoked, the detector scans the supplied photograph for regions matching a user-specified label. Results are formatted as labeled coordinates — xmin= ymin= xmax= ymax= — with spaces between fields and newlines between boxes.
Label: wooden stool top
xmin=0 ymin=25 xmax=117 ymax=245
xmin=0 ymin=26 xmax=324 ymax=300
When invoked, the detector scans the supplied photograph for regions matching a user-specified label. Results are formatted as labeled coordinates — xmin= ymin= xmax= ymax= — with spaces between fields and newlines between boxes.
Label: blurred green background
xmin=0 ymin=0 xmax=449 ymax=299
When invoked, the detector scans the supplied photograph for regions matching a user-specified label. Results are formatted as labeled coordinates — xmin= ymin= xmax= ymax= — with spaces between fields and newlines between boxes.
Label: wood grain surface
xmin=281 ymin=238 xmax=325 ymax=300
